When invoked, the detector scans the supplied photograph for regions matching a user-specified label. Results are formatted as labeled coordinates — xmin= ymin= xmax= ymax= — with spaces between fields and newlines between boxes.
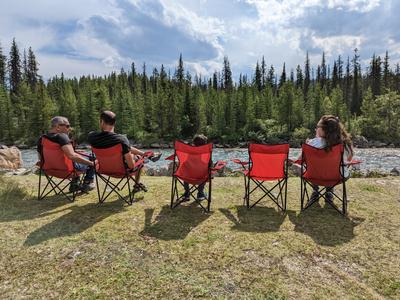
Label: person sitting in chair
xmin=37 ymin=116 xmax=96 ymax=193
xmin=88 ymin=110 xmax=161 ymax=192
xmin=301 ymin=115 xmax=354 ymax=202
xmin=182 ymin=134 xmax=208 ymax=201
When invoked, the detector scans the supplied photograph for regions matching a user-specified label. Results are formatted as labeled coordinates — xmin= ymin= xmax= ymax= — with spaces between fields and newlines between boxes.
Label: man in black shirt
xmin=37 ymin=116 xmax=96 ymax=192
xmin=88 ymin=111 xmax=161 ymax=189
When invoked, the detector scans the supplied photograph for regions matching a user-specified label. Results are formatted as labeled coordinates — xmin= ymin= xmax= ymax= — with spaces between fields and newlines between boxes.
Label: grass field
xmin=0 ymin=174 xmax=399 ymax=299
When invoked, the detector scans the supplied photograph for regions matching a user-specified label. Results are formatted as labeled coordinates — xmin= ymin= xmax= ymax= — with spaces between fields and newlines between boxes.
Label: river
xmin=21 ymin=148 xmax=400 ymax=173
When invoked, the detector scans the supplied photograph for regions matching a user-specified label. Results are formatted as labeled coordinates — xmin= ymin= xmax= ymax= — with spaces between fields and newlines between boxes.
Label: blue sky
xmin=0 ymin=0 xmax=398 ymax=80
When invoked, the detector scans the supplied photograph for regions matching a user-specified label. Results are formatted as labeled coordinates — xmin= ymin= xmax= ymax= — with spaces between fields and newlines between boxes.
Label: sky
xmin=0 ymin=0 xmax=399 ymax=80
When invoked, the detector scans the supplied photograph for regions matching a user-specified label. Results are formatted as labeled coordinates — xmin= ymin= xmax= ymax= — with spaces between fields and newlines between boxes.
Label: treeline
xmin=1 ymin=38 xmax=400 ymax=146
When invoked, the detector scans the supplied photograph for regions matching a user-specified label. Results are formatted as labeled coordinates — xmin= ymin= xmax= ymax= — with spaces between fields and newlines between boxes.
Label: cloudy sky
xmin=0 ymin=0 xmax=398 ymax=80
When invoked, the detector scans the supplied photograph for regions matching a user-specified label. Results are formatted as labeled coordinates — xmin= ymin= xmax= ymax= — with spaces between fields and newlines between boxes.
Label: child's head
xmin=317 ymin=115 xmax=352 ymax=151
xmin=193 ymin=134 xmax=208 ymax=146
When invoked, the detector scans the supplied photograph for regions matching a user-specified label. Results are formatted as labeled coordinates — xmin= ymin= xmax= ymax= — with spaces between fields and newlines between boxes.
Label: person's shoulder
xmin=58 ymin=133 xmax=71 ymax=144
xmin=88 ymin=131 xmax=100 ymax=140
xmin=307 ymin=137 xmax=325 ymax=148
xmin=114 ymin=132 xmax=129 ymax=143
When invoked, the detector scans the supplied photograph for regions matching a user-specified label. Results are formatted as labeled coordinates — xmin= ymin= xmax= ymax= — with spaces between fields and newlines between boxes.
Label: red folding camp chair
xmin=300 ymin=143 xmax=360 ymax=215
xmin=92 ymin=144 xmax=152 ymax=205
xmin=38 ymin=136 xmax=83 ymax=202
xmin=233 ymin=143 xmax=289 ymax=211
xmin=166 ymin=141 xmax=226 ymax=212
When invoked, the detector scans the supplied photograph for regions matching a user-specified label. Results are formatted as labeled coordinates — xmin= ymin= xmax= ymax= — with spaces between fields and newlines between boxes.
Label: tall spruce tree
xmin=295 ymin=65 xmax=303 ymax=89
xmin=8 ymin=38 xmax=22 ymax=94
xmin=279 ymin=63 xmax=286 ymax=87
xmin=254 ymin=61 xmax=262 ymax=91
xmin=304 ymin=52 xmax=311 ymax=100
xmin=351 ymin=48 xmax=362 ymax=115
xmin=27 ymin=47 xmax=39 ymax=90
xmin=0 ymin=42 xmax=6 ymax=87
xmin=383 ymin=51 xmax=390 ymax=92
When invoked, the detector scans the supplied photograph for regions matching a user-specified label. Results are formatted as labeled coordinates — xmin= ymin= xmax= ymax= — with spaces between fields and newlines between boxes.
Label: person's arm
xmin=130 ymin=146 xmax=145 ymax=156
xmin=124 ymin=152 xmax=136 ymax=169
xmin=344 ymin=144 xmax=353 ymax=162
xmin=61 ymin=144 xmax=94 ymax=166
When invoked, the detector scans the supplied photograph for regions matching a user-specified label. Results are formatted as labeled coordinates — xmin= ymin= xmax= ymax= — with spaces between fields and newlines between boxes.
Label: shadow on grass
xmin=140 ymin=204 xmax=211 ymax=240
xmin=287 ymin=203 xmax=365 ymax=246
xmin=0 ymin=177 xmax=76 ymax=222
xmin=24 ymin=200 xmax=125 ymax=246
xmin=219 ymin=205 xmax=287 ymax=232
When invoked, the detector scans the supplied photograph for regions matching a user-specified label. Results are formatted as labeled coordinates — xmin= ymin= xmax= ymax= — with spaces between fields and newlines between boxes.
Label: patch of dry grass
xmin=0 ymin=174 xmax=399 ymax=299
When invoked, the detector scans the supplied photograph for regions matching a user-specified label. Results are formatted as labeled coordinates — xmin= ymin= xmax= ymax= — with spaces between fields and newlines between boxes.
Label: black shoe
xmin=133 ymin=183 xmax=148 ymax=193
xmin=197 ymin=192 xmax=207 ymax=201
xmin=149 ymin=152 xmax=162 ymax=162
xmin=69 ymin=177 xmax=80 ymax=193
xmin=81 ymin=182 xmax=95 ymax=193
xmin=181 ymin=193 xmax=190 ymax=202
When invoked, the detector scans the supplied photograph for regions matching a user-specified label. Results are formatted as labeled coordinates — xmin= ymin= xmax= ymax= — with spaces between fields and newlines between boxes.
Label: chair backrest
xmin=174 ymin=140 xmax=213 ymax=184
xmin=92 ymin=144 xmax=126 ymax=177
xmin=248 ymin=143 xmax=289 ymax=180
xmin=302 ymin=143 xmax=344 ymax=186
xmin=40 ymin=137 xmax=74 ymax=178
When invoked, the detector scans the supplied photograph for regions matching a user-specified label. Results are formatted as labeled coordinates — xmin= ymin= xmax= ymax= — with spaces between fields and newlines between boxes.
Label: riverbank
xmin=0 ymin=175 xmax=399 ymax=299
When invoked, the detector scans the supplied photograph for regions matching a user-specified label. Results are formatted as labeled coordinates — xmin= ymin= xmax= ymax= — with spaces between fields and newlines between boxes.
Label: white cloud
xmin=311 ymin=34 xmax=364 ymax=56
xmin=0 ymin=0 xmax=397 ymax=80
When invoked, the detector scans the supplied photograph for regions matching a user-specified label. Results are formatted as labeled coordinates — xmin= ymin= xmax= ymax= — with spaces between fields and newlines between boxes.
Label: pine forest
xmin=1 ymin=38 xmax=400 ymax=146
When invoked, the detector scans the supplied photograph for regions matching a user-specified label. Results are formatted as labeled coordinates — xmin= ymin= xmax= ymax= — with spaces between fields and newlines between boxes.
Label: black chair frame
xmin=300 ymin=152 xmax=348 ymax=215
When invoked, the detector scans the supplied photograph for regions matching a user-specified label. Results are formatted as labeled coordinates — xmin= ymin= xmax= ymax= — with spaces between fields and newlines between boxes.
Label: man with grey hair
xmin=37 ymin=116 xmax=96 ymax=193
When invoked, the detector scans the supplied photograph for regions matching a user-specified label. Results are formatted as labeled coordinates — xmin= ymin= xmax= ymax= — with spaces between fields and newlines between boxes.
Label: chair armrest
xmin=128 ymin=158 xmax=145 ymax=173
xmin=344 ymin=159 xmax=362 ymax=166
xmin=143 ymin=151 xmax=154 ymax=158
xmin=165 ymin=154 xmax=175 ymax=161
xmin=288 ymin=158 xmax=302 ymax=165
xmin=211 ymin=160 xmax=227 ymax=171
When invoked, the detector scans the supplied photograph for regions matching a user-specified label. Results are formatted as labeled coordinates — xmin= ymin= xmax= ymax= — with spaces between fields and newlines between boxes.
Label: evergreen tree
xmin=222 ymin=56 xmax=233 ymax=91
xmin=267 ymin=65 xmax=275 ymax=89
xmin=261 ymin=56 xmax=266 ymax=88
xmin=304 ymin=52 xmax=311 ymax=100
xmin=175 ymin=53 xmax=184 ymax=91
xmin=254 ymin=61 xmax=262 ymax=91
xmin=279 ymin=63 xmax=286 ymax=87
xmin=344 ymin=56 xmax=352 ymax=109
xmin=0 ymin=42 xmax=6 ymax=87
xmin=8 ymin=38 xmax=22 ymax=94
xmin=331 ymin=61 xmax=339 ymax=88
xmin=351 ymin=48 xmax=362 ymax=115
xmin=320 ymin=52 xmax=327 ymax=88
xmin=369 ymin=53 xmax=381 ymax=97
xmin=383 ymin=51 xmax=390 ymax=92
xmin=0 ymin=86 xmax=12 ymax=140
xmin=27 ymin=47 xmax=39 ymax=90
xmin=295 ymin=65 xmax=303 ymax=89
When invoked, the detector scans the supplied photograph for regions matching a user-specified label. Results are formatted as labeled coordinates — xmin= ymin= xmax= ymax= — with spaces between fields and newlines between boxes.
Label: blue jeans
xmin=184 ymin=182 xmax=205 ymax=196
xmin=73 ymin=152 xmax=95 ymax=182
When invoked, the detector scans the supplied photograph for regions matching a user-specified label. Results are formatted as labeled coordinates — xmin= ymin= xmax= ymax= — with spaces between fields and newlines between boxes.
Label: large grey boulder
xmin=0 ymin=146 xmax=23 ymax=170
xmin=353 ymin=135 xmax=369 ymax=148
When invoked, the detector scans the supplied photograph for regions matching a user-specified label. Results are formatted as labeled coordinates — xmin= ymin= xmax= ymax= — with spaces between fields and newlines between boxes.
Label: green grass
xmin=0 ymin=175 xmax=399 ymax=299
